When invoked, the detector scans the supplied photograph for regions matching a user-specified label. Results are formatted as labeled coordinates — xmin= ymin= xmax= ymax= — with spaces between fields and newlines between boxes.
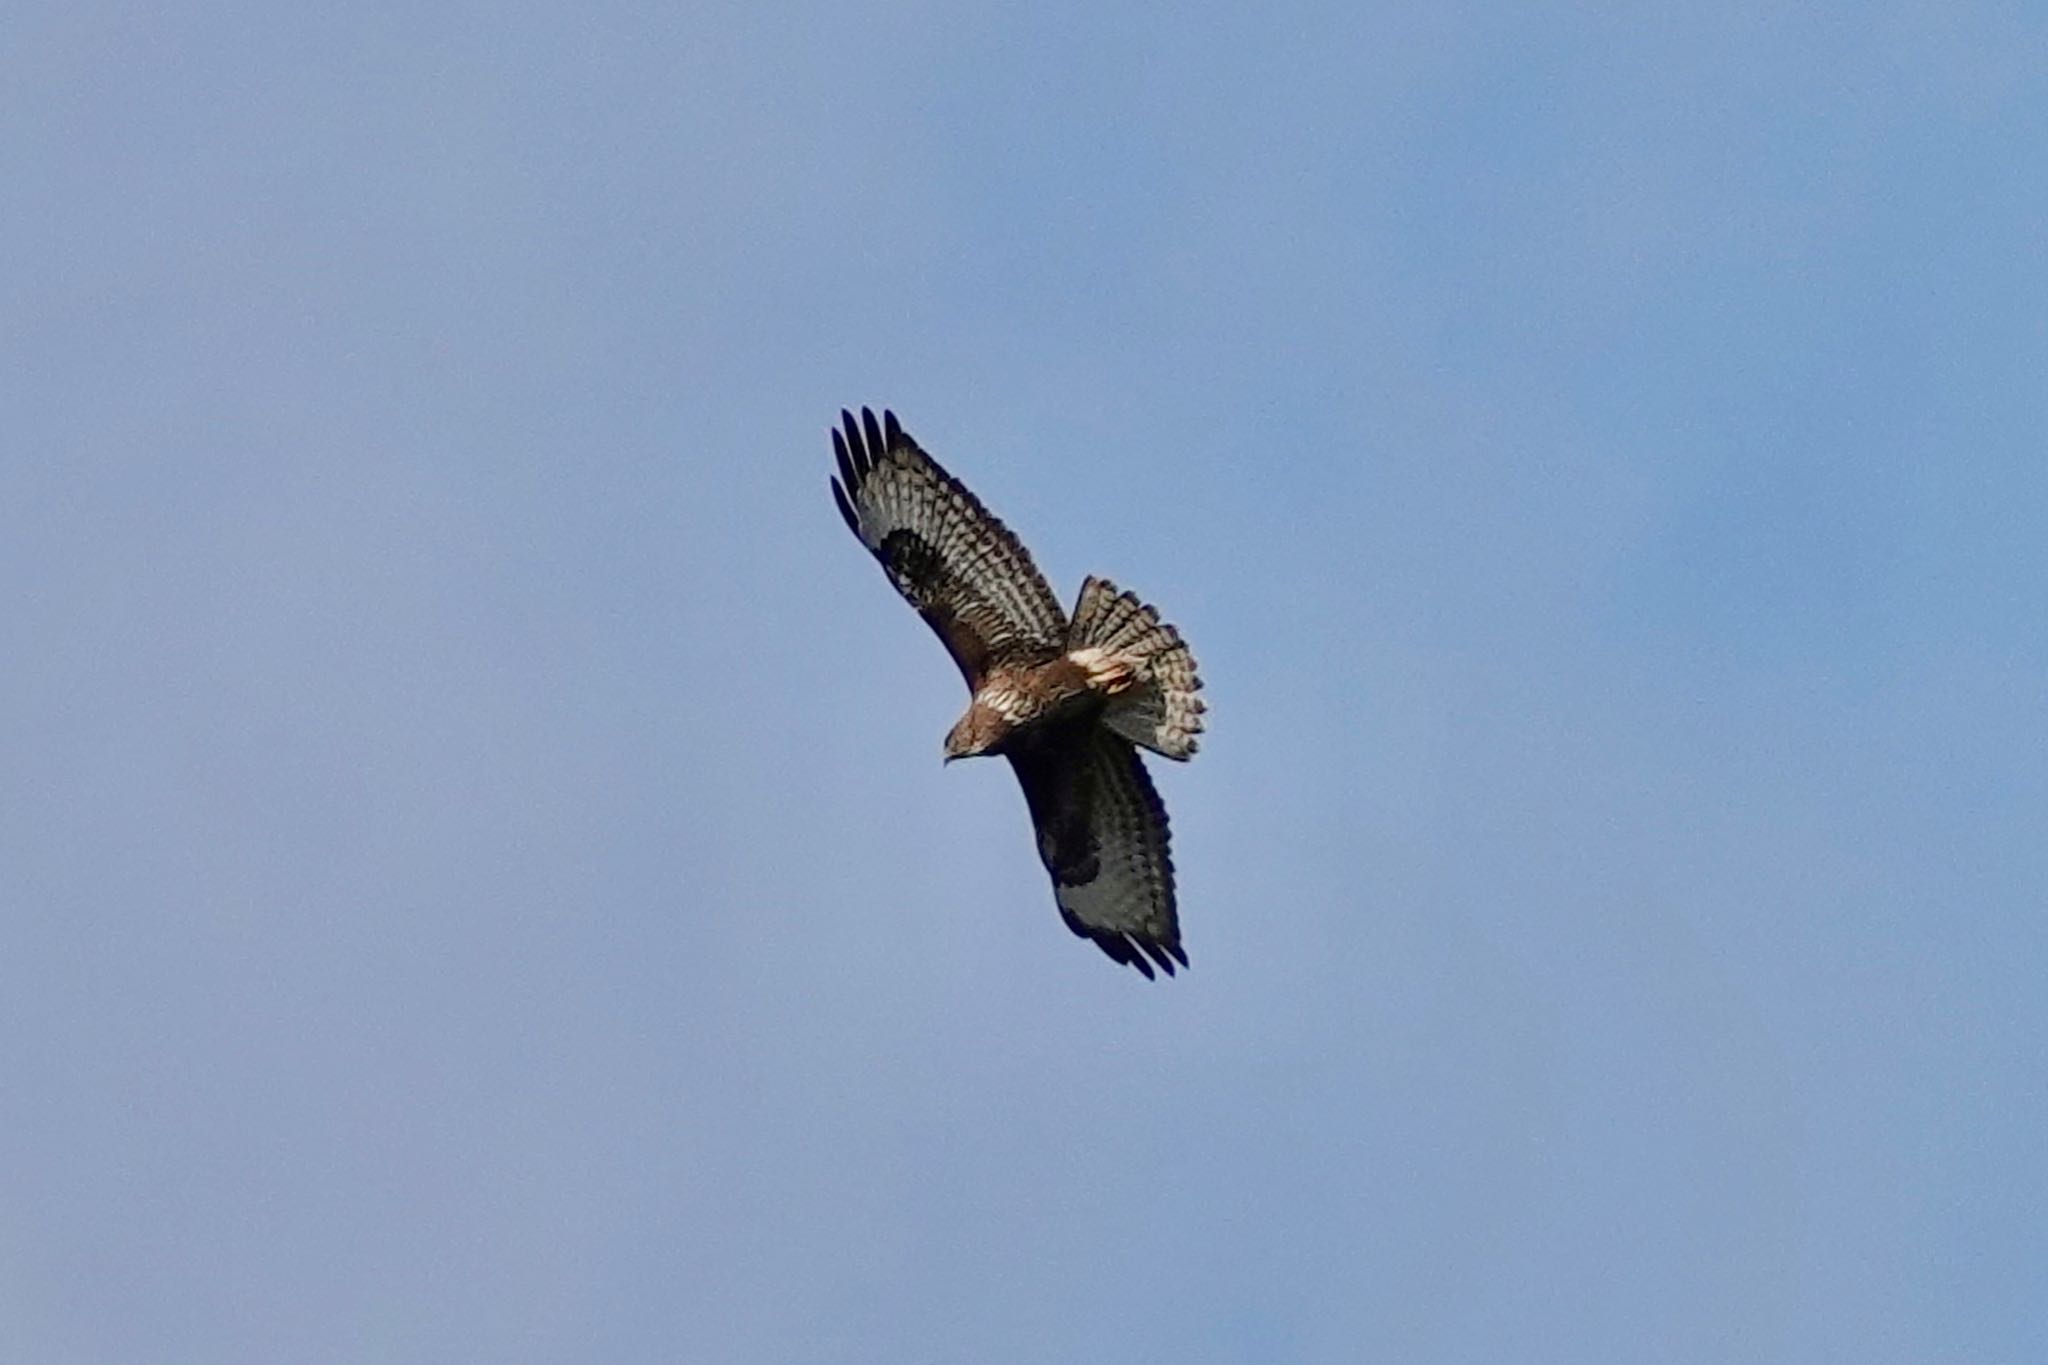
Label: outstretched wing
xmin=831 ymin=407 xmax=1066 ymax=687
xmin=1009 ymin=729 xmax=1185 ymax=979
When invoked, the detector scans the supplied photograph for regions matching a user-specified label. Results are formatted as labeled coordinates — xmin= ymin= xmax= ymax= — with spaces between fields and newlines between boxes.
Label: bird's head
xmin=943 ymin=706 xmax=1001 ymax=764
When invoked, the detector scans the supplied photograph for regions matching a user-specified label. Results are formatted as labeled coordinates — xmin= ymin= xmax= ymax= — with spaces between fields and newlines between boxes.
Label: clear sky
xmin=4 ymin=4 xmax=2044 ymax=1362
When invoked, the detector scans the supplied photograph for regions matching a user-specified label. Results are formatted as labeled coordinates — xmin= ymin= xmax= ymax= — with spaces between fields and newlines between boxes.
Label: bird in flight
xmin=830 ymin=408 xmax=1206 ymax=977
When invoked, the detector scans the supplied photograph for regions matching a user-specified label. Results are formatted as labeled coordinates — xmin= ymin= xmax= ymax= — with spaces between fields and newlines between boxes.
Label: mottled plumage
xmin=831 ymin=407 xmax=1206 ymax=977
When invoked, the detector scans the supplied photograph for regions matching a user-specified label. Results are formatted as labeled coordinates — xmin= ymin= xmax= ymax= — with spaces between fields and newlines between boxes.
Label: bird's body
xmin=830 ymin=407 xmax=1205 ymax=978
xmin=946 ymin=653 xmax=1114 ymax=759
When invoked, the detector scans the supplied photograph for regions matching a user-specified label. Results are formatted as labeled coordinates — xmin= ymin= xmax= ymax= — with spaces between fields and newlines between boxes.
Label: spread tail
xmin=1066 ymin=576 xmax=1205 ymax=760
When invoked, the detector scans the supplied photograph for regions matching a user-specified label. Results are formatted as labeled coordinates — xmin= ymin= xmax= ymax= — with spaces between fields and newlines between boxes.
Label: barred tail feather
xmin=1067 ymin=576 xmax=1206 ymax=760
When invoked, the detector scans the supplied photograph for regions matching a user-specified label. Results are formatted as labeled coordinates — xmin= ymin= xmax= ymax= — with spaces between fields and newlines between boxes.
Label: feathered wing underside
xmin=1009 ymin=730 xmax=1184 ymax=979
xmin=831 ymin=407 xmax=1066 ymax=686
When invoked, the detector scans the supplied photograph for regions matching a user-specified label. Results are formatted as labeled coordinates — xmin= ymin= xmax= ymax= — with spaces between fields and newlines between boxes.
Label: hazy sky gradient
xmin=5 ymin=4 xmax=2044 ymax=1361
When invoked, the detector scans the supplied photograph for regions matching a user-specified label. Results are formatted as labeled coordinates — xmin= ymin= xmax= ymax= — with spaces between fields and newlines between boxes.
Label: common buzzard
xmin=830 ymin=408 xmax=1206 ymax=977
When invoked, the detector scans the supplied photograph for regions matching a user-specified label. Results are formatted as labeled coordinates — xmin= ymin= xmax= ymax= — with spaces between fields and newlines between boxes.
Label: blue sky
xmin=4 ymin=3 xmax=2044 ymax=1361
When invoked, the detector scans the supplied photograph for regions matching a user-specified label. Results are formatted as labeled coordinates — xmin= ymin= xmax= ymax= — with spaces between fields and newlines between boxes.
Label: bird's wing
xmin=1009 ymin=729 xmax=1185 ymax=978
xmin=831 ymin=407 xmax=1067 ymax=687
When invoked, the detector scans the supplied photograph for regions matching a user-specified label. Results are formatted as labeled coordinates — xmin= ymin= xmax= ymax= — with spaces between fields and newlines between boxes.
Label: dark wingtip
xmin=1101 ymin=932 xmax=1157 ymax=979
xmin=1085 ymin=926 xmax=1144 ymax=977
xmin=860 ymin=407 xmax=885 ymax=468
xmin=883 ymin=408 xmax=903 ymax=450
xmin=1138 ymin=938 xmax=1180 ymax=976
xmin=831 ymin=427 xmax=858 ymax=493
xmin=1061 ymin=904 xmax=1174 ymax=981
xmin=838 ymin=408 xmax=868 ymax=475
xmin=830 ymin=476 xmax=859 ymax=536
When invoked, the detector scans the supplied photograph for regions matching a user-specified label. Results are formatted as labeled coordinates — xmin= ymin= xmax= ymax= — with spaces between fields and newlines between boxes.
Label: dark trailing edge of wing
xmin=1058 ymin=907 xmax=1189 ymax=981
